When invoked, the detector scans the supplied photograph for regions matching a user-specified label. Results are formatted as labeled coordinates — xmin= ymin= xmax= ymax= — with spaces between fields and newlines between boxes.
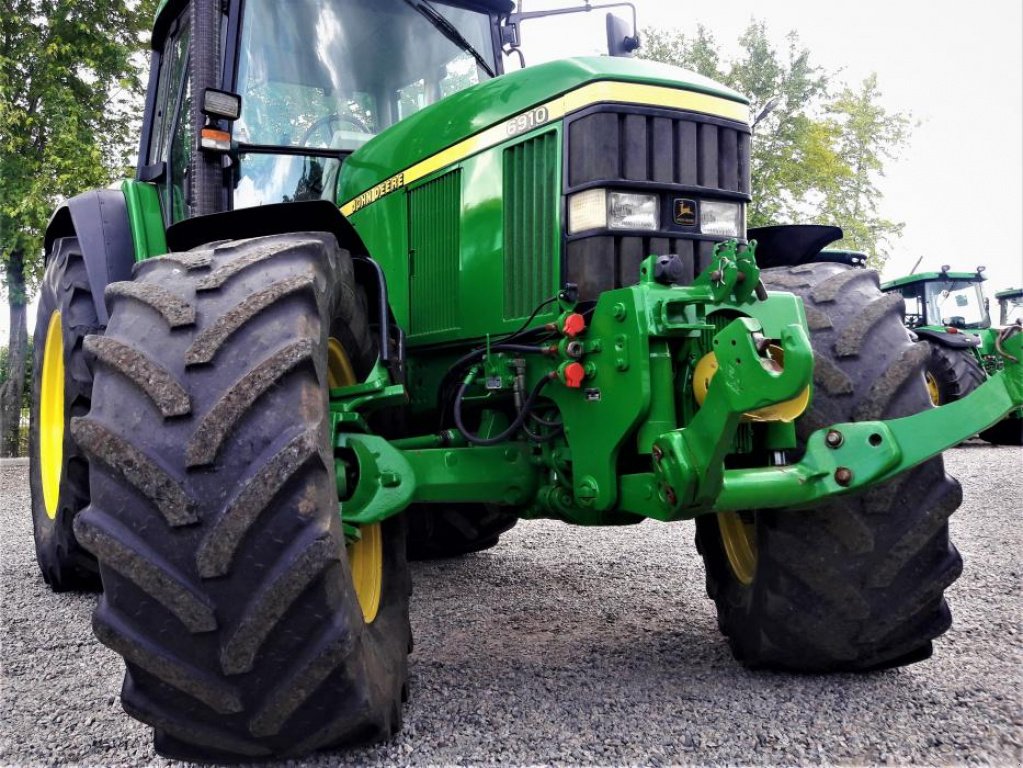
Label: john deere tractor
xmin=28 ymin=0 xmax=1023 ymax=760
xmin=881 ymin=267 xmax=1023 ymax=444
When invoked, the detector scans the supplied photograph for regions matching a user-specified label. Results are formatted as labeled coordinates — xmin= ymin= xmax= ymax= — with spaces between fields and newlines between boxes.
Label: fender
xmin=44 ymin=189 xmax=136 ymax=324
xmin=747 ymin=224 xmax=844 ymax=269
xmin=912 ymin=327 xmax=981 ymax=350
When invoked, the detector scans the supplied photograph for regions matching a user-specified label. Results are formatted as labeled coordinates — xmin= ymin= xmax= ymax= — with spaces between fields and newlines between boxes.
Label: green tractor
xmin=881 ymin=267 xmax=1023 ymax=444
xmin=28 ymin=0 xmax=1023 ymax=760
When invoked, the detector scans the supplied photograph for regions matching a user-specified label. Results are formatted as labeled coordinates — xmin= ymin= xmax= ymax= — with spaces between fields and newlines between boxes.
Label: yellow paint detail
xmin=40 ymin=311 xmax=65 ymax=520
xmin=328 ymin=337 xmax=383 ymax=623
xmin=718 ymin=511 xmax=757 ymax=585
xmin=925 ymin=371 xmax=941 ymax=406
xmin=326 ymin=337 xmax=358 ymax=389
xmin=692 ymin=347 xmax=810 ymax=423
xmin=347 ymin=522 xmax=383 ymax=624
xmin=340 ymin=81 xmax=750 ymax=216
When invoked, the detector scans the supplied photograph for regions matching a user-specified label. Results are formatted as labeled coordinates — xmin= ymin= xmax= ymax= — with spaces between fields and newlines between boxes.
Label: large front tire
xmin=28 ymin=238 xmax=101 ymax=591
xmin=696 ymin=263 xmax=963 ymax=672
xmin=75 ymin=233 xmax=410 ymax=760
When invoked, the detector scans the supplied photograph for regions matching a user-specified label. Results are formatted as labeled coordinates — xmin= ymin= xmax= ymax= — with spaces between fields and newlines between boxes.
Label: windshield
xmin=925 ymin=280 xmax=990 ymax=329
xmin=1001 ymin=295 xmax=1023 ymax=326
xmin=234 ymin=0 xmax=496 ymax=152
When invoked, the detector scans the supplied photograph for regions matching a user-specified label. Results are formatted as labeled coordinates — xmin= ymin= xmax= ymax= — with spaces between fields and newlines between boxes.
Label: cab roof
xmin=881 ymin=271 xmax=986 ymax=290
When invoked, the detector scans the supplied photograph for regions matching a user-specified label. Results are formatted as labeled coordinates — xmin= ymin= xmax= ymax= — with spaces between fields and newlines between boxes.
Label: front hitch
xmin=715 ymin=330 xmax=1023 ymax=512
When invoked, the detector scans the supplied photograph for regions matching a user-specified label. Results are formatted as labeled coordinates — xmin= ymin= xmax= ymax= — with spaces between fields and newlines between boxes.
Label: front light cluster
xmin=567 ymin=189 xmax=744 ymax=238
xmin=568 ymin=189 xmax=659 ymax=234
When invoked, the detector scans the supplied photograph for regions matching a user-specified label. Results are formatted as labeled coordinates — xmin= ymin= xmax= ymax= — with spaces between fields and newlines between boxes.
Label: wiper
xmin=403 ymin=0 xmax=496 ymax=78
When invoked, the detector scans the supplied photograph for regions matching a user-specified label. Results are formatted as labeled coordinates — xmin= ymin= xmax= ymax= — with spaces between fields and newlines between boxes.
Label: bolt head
xmin=825 ymin=429 xmax=844 ymax=448
xmin=834 ymin=467 xmax=853 ymax=487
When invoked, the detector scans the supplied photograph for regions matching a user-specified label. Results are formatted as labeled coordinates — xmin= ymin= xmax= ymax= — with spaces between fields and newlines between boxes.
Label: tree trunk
xmin=1 ymin=249 xmax=29 ymax=457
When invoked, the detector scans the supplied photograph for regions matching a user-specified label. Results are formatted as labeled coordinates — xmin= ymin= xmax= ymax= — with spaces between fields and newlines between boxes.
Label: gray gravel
xmin=2 ymin=444 xmax=1021 ymax=767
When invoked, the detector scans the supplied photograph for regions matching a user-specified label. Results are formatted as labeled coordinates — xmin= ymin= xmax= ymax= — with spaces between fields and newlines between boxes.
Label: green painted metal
xmin=338 ymin=56 xmax=747 ymax=209
xmin=328 ymin=246 xmax=1023 ymax=529
xmin=121 ymin=180 xmax=168 ymax=261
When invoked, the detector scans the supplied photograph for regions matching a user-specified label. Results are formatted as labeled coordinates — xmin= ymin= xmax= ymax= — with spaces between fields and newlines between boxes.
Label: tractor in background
xmin=27 ymin=0 xmax=1023 ymax=760
xmin=881 ymin=267 xmax=1022 ymax=444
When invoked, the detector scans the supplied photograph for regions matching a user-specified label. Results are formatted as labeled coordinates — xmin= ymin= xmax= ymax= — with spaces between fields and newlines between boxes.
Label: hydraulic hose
xmin=454 ymin=371 xmax=555 ymax=446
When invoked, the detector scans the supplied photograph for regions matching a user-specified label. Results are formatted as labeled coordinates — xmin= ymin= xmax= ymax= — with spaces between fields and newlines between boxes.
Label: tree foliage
xmin=642 ymin=22 xmax=911 ymax=267
xmin=0 ymin=0 xmax=155 ymax=454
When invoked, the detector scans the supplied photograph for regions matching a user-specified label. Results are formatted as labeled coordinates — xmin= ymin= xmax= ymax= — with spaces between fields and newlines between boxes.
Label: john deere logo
xmin=674 ymin=198 xmax=697 ymax=226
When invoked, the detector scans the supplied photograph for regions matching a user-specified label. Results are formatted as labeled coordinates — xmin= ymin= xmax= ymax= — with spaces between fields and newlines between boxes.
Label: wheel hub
xmin=328 ymin=337 xmax=383 ymax=623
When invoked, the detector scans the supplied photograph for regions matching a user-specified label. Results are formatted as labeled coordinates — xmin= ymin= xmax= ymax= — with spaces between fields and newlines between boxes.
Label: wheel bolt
xmin=825 ymin=429 xmax=844 ymax=448
xmin=834 ymin=467 xmax=853 ymax=487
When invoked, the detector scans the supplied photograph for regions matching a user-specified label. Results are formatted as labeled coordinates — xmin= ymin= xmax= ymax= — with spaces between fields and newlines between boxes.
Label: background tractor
xmin=27 ymin=0 xmax=1023 ymax=760
xmin=881 ymin=267 xmax=1023 ymax=444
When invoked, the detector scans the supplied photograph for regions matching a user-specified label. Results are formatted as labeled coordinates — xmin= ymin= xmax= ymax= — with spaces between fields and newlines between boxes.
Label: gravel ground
xmin=2 ymin=444 xmax=1021 ymax=767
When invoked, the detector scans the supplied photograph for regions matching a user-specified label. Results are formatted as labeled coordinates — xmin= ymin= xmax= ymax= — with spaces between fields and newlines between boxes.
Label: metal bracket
xmin=649 ymin=316 xmax=813 ymax=516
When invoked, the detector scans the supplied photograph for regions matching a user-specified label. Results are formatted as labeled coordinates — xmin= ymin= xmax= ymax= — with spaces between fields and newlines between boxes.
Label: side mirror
xmin=606 ymin=13 xmax=639 ymax=57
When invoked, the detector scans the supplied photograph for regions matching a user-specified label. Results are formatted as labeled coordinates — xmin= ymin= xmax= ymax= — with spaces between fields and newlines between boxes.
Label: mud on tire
xmin=29 ymin=237 xmax=102 ymax=591
xmin=74 ymin=233 xmax=411 ymax=760
xmin=696 ymin=263 xmax=963 ymax=672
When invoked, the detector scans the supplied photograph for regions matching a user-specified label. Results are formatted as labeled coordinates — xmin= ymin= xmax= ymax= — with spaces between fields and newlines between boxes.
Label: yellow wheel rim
xmin=717 ymin=511 xmax=757 ymax=586
xmin=925 ymin=372 xmax=941 ymax=406
xmin=348 ymin=522 xmax=383 ymax=624
xmin=328 ymin=337 xmax=383 ymax=624
xmin=40 ymin=311 xmax=65 ymax=520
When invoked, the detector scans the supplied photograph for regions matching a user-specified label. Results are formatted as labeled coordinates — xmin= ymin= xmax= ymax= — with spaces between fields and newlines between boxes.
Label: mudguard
xmin=43 ymin=190 xmax=136 ymax=325
xmin=747 ymin=224 xmax=844 ymax=269
xmin=912 ymin=327 xmax=981 ymax=349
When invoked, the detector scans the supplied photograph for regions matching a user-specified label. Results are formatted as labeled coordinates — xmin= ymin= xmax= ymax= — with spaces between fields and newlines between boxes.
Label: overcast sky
xmin=3 ymin=0 xmax=1021 ymax=343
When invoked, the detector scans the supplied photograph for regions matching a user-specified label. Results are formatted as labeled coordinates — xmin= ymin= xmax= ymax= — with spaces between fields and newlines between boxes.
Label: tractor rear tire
xmin=921 ymin=340 xmax=985 ymax=406
xmin=695 ymin=263 xmax=963 ymax=672
xmin=406 ymin=503 xmax=518 ymax=560
xmin=74 ymin=233 xmax=411 ymax=760
xmin=28 ymin=237 xmax=101 ymax=591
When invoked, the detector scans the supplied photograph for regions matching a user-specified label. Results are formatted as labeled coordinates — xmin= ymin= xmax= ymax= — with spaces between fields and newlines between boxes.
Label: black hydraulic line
xmin=454 ymin=372 xmax=554 ymax=446
xmin=352 ymin=256 xmax=392 ymax=365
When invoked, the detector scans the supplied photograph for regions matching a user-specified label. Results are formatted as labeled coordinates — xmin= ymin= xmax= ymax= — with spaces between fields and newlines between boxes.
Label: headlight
xmin=700 ymin=200 xmax=744 ymax=238
xmin=568 ymin=189 xmax=660 ymax=234
xmin=607 ymin=191 xmax=659 ymax=231
xmin=567 ymin=189 xmax=607 ymax=234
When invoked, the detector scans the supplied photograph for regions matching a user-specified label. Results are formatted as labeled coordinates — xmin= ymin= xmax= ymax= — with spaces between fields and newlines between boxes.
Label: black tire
xmin=921 ymin=340 xmax=985 ymax=406
xmin=73 ymin=233 xmax=410 ymax=760
xmin=28 ymin=237 xmax=101 ymax=591
xmin=979 ymin=414 xmax=1023 ymax=446
xmin=695 ymin=263 xmax=963 ymax=672
xmin=406 ymin=503 xmax=518 ymax=560
xmin=921 ymin=341 xmax=1021 ymax=445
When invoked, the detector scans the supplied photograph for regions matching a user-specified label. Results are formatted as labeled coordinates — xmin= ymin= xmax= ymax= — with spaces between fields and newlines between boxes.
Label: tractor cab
xmin=146 ymin=0 xmax=510 ymax=221
xmin=144 ymin=0 xmax=640 ymax=224
xmin=996 ymin=288 xmax=1023 ymax=326
xmin=881 ymin=267 xmax=991 ymax=330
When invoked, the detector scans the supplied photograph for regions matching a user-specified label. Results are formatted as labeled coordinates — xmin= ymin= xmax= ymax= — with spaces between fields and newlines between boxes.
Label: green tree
xmin=0 ymin=0 xmax=154 ymax=455
xmin=642 ymin=21 xmax=909 ymax=267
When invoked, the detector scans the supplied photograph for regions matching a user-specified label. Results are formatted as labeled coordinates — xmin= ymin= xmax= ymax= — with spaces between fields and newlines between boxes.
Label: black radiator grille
xmin=567 ymin=109 xmax=750 ymax=194
xmin=564 ymin=104 xmax=751 ymax=299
